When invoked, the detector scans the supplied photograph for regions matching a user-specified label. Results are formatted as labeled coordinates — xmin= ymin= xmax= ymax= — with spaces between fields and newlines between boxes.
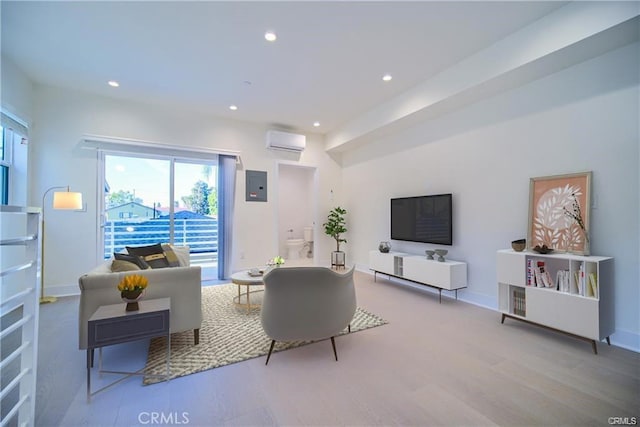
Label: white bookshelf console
xmin=369 ymin=251 xmax=467 ymax=303
xmin=496 ymin=249 xmax=614 ymax=354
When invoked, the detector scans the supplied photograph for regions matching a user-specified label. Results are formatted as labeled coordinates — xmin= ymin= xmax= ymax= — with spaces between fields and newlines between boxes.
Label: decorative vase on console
xmin=583 ymin=232 xmax=590 ymax=257
xmin=121 ymin=289 xmax=145 ymax=312
xmin=434 ymin=249 xmax=448 ymax=262
xmin=117 ymin=274 xmax=148 ymax=312
xmin=379 ymin=241 xmax=391 ymax=253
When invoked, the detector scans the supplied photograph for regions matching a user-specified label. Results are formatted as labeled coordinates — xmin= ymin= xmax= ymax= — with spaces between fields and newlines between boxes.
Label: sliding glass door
xmin=101 ymin=153 xmax=218 ymax=280
xmin=173 ymin=161 xmax=218 ymax=279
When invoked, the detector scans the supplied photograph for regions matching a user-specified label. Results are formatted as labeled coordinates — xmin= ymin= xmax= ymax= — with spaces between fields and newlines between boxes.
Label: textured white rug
xmin=143 ymin=283 xmax=387 ymax=384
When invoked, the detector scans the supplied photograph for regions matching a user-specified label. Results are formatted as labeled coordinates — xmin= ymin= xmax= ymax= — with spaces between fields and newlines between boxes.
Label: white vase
xmin=583 ymin=231 xmax=590 ymax=256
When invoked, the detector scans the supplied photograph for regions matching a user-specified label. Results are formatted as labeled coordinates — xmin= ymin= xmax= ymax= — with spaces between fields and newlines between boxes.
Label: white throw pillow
xmin=171 ymin=245 xmax=191 ymax=267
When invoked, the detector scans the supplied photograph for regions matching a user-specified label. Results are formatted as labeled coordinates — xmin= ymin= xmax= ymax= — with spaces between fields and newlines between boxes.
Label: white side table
xmin=231 ymin=270 xmax=266 ymax=313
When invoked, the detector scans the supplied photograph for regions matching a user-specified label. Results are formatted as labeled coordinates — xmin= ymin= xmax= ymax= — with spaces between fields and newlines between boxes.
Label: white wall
xmin=342 ymin=42 xmax=639 ymax=350
xmin=29 ymin=85 xmax=342 ymax=295
xmin=0 ymin=54 xmax=33 ymax=125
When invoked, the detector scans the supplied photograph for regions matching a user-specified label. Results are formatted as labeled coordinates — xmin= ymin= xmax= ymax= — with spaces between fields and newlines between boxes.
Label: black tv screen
xmin=391 ymin=194 xmax=452 ymax=245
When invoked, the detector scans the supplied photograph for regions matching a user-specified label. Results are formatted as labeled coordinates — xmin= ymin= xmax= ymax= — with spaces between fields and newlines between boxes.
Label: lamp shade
xmin=52 ymin=191 xmax=83 ymax=210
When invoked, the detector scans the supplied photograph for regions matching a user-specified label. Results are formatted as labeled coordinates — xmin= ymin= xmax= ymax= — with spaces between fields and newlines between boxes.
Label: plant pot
xmin=121 ymin=289 xmax=144 ymax=311
xmin=331 ymin=251 xmax=345 ymax=269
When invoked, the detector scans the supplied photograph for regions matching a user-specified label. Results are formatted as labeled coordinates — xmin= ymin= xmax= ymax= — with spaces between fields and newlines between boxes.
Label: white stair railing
xmin=1 ymin=206 xmax=40 ymax=427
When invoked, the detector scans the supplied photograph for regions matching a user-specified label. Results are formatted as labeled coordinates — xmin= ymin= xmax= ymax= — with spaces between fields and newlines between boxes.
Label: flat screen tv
xmin=390 ymin=194 xmax=452 ymax=245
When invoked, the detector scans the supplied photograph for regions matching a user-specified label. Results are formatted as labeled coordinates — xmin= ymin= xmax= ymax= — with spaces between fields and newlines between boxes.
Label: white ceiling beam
xmin=325 ymin=1 xmax=640 ymax=154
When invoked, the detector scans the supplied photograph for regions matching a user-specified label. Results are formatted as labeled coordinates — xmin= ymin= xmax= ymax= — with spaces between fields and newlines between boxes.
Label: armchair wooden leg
xmin=331 ymin=337 xmax=338 ymax=361
xmin=348 ymin=324 xmax=351 ymax=333
xmin=194 ymin=329 xmax=200 ymax=345
xmin=265 ymin=340 xmax=276 ymax=365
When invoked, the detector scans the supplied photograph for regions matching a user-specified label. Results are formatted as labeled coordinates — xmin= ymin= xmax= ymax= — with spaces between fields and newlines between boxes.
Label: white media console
xmin=369 ymin=250 xmax=467 ymax=303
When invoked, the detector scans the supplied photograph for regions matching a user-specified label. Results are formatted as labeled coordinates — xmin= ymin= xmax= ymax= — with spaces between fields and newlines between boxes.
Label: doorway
xmin=277 ymin=163 xmax=317 ymax=266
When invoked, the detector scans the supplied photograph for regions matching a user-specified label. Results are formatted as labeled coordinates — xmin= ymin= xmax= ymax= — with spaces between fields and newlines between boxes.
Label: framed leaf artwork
xmin=528 ymin=171 xmax=592 ymax=254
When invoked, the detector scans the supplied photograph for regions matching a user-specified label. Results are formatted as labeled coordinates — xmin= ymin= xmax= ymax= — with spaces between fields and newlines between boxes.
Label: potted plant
xmin=117 ymin=274 xmax=149 ymax=311
xmin=323 ymin=206 xmax=347 ymax=268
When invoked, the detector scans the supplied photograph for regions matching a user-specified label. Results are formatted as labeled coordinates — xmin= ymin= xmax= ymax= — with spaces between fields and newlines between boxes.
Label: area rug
xmin=143 ymin=283 xmax=388 ymax=385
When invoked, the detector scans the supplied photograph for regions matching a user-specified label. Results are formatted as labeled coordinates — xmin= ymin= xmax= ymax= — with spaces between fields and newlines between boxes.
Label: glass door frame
xmin=96 ymin=150 xmax=218 ymax=266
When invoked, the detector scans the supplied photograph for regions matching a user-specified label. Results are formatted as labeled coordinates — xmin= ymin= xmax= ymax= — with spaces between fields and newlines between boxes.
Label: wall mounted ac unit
xmin=265 ymin=130 xmax=306 ymax=152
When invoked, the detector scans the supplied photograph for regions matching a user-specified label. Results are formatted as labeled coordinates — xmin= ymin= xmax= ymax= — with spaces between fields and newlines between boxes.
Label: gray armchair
xmin=260 ymin=266 xmax=356 ymax=365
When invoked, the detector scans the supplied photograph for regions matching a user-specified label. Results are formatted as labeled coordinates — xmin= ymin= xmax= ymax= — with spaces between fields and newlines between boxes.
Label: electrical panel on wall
xmin=246 ymin=170 xmax=267 ymax=202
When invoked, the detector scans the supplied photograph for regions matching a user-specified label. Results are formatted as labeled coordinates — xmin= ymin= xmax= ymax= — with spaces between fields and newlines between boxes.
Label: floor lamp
xmin=40 ymin=186 xmax=83 ymax=304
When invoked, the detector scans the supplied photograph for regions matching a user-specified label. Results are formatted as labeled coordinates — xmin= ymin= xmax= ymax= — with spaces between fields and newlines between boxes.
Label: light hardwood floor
xmin=36 ymin=270 xmax=639 ymax=426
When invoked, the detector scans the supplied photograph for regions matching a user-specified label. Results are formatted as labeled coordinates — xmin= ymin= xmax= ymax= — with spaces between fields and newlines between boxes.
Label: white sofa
xmin=78 ymin=260 xmax=202 ymax=350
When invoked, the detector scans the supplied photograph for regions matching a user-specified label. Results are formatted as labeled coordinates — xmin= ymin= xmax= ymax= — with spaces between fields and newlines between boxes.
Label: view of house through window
xmin=103 ymin=154 xmax=218 ymax=279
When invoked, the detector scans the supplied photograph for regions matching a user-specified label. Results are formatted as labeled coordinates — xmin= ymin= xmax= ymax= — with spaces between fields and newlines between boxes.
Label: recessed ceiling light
xmin=265 ymin=31 xmax=277 ymax=42
xmin=313 ymin=122 xmax=320 ymax=127
xmin=382 ymin=74 xmax=392 ymax=82
xmin=229 ymin=105 xmax=238 ymax=111
xmin=108 ymin=80 xmax=120 ymax=87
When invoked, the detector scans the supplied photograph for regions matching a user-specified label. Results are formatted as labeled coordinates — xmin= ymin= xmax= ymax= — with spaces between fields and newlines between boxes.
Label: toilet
xmin=285 ymin=227 xmax=314 ymax=260
xmin=285 ymin=238 xmax=305 ymax=260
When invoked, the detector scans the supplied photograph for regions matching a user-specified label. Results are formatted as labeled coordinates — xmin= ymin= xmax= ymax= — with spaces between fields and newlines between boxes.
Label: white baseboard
xmin=355 ymin=264 xmax=640 ymax=353
xmin=45 ymin=283 xmax=80 ymax=298
xmin=609 ymin=328 xmax=640 ymax=353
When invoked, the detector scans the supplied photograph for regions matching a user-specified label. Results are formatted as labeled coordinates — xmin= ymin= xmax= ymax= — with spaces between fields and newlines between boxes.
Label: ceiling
xmin=1 ymin=1 xmax=568 ymax=134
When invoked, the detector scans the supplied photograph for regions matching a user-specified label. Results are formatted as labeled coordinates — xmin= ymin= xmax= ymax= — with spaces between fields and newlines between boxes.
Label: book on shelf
xmin=588 ymin=272 xmax=598 ymax=298
xmin=534 ymin=261 xmax=553 ymax=288
xmin=512 ymin=288 xmax=526 ymax=317
xmin=527 ymin=259 xmax=534 ymax=286
xmin=555 ymin=269 xmax=570 ymax=293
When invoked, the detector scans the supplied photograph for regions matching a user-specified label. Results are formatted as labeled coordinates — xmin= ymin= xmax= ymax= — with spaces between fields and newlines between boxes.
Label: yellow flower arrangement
xmin=117 ymin=274 xmax=149 ymax=292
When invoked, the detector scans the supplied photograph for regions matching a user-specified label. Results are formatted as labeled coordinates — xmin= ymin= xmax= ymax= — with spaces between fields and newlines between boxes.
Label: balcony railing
xmin=103 ymin=217 xmax=218 ymax=260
